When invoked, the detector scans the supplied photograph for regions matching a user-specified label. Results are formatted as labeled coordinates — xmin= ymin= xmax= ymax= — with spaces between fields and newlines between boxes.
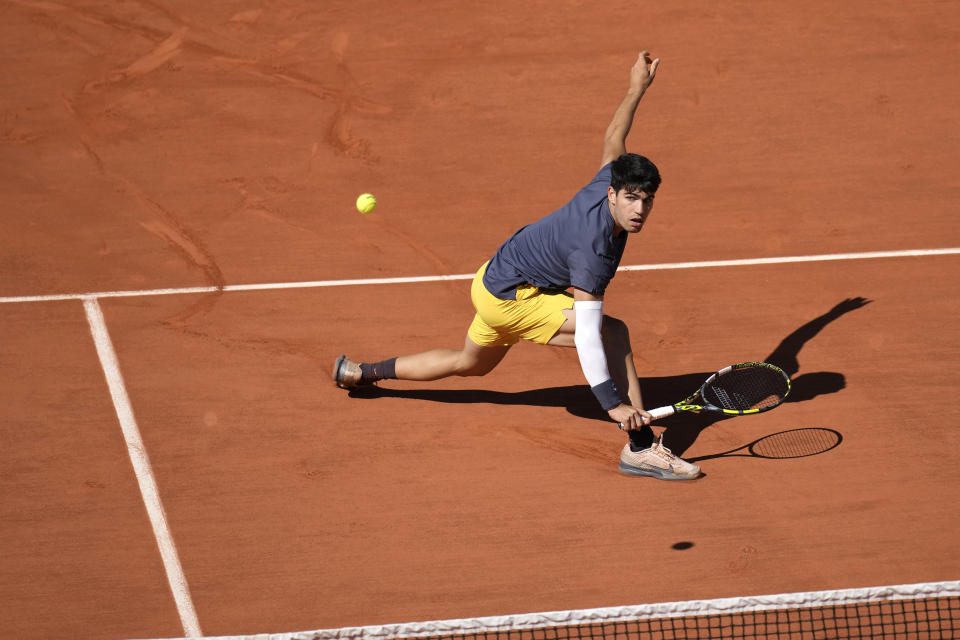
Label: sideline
xmin=83 ymin=298 xmax=203 ymax=638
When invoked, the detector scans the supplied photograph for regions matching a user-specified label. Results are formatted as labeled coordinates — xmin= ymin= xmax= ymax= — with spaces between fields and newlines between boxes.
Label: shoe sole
xmin=618 ymin=461 xmax=700 ymax=481
xmin=333 ymin=354 xmax=351 ymax=388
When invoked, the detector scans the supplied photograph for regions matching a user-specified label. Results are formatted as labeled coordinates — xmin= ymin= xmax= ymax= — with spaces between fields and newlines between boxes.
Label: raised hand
xmin=629 ymin=50 xmax=660 ymax=94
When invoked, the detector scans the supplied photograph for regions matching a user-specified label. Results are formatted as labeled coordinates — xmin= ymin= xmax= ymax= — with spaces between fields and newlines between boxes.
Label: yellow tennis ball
xmin=356 ymin=193 xmax=377 ymax=214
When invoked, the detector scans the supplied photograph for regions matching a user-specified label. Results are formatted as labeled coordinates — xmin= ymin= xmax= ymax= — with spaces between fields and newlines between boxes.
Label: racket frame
xmin=647 ymin=362 xmax=791 ymax=420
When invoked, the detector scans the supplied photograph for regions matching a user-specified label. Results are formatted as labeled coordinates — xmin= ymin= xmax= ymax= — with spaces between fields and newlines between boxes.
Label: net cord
xmin=159 ymin=580 xmax=959 ymax=640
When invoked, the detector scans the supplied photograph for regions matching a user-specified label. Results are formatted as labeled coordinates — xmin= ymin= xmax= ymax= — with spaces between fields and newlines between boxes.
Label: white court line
xmin=616 ymin=247 xmax=960 ymax=272
xmin=82 ymin=297 xmax=202 ymax=638
xmin=1 ymin=247 xmax=958 ymax=305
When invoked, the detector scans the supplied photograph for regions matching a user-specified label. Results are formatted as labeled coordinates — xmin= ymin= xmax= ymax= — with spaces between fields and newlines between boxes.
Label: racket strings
xmin=703 ymin=366 xmax=790 ymax=412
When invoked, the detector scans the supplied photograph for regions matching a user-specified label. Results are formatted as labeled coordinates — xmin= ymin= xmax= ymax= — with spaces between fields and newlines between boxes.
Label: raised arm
xmin=600 ymin=51 xmax=660 ymax=168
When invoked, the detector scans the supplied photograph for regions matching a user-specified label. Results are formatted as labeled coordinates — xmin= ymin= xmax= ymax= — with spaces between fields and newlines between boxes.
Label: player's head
xmin=608 ymin=153 xmax=660 ymax=234
xmin=610 ymin=153 xmax=661 ymax=195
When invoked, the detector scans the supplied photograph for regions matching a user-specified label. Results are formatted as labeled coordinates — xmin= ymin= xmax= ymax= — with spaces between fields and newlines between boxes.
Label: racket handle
xmin=647 ymin=406 xmax=676 ymax=421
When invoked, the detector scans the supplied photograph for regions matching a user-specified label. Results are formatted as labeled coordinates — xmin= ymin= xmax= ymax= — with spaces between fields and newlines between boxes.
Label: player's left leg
xmin=394 ymin=335 xmax=511 ymax=381
xmin=334 ymin=335 xmax=511 ymax=388
xmin=334 ymin=261 xmax=517 ymax=388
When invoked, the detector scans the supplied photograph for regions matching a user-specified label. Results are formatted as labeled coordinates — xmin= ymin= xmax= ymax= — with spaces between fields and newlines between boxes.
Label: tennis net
xmin=162 ymin=580 xmax=960 ymax=640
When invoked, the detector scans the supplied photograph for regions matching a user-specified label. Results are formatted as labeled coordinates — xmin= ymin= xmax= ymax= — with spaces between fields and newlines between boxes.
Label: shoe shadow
xmin=349 ymin=297 xmax=872 ymax=457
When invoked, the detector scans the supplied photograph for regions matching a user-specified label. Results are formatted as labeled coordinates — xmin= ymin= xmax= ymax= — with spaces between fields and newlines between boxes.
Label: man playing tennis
xmin=334 ymin=50 xmax=700 ymax=481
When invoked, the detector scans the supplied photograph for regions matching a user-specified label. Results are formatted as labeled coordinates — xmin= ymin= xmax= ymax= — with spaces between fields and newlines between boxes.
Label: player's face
xmin=608 ymin=186 xmax=654 ymax=234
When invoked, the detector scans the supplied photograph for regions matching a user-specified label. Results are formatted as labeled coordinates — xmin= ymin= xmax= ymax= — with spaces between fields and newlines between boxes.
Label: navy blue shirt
xmin=483 ymin=163 xmax=627 ymax=300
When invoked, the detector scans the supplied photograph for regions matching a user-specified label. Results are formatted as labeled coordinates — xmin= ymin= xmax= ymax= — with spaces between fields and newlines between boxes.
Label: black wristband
xmin=590 ymin=378 xmax=622 ymax=411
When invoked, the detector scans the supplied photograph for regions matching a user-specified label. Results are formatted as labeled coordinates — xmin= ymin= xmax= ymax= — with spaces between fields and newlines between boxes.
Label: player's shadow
xmin=349 ymin=297 xmax=871 ymax=456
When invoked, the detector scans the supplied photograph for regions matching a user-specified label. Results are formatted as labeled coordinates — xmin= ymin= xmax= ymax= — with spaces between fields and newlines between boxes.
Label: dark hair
xmin=610 ymin=153 xmax=661 ymax=194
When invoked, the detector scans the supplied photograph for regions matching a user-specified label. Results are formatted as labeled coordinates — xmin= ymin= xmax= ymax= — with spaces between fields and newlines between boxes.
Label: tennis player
xmin=334 ymin=51 xmax=700 ymax=481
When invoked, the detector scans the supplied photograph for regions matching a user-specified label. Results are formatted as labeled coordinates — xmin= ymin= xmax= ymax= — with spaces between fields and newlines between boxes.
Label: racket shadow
xmin=685 ymin=427 xmax=843 ymax=463
xmin=632 ymin=369 xmax=848 ymax=456
xmin=637 ymin=297 xmax=870 ymax=455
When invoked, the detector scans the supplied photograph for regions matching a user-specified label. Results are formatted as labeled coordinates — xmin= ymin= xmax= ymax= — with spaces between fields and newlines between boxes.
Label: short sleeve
xmin=568 ymin=249 xmax=613 ymax=297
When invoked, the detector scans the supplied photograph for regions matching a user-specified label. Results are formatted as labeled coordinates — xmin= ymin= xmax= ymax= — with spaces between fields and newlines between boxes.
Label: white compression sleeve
xmin=573 ymin=301 xmax=609 ymax=385
xmin=573 ymin=301 xmax=621 ymax=410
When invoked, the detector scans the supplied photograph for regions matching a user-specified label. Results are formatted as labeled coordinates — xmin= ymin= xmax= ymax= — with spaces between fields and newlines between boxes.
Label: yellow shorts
xmin=467 ymin=261 xmax=574 ymax=347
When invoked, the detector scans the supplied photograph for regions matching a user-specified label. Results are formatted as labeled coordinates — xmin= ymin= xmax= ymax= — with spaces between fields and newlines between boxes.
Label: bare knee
xmin=453 ymin=344 xmax=508 ymax=377
xmin=454 ymin=357 xmax=496 ymax=377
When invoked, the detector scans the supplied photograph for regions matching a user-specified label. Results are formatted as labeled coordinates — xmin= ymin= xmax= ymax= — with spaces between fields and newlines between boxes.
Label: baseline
xmin=1 ymin=248 xmax=957 ymax=305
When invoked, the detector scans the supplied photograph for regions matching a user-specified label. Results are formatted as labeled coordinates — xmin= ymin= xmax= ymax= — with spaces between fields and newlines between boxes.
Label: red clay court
xmin=1 ymin=1 xmax=958 ymax=639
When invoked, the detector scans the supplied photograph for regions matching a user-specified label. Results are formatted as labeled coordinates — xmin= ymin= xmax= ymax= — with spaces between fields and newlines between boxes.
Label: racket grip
xmin=647 ymin=406 xmax=676 ymax=421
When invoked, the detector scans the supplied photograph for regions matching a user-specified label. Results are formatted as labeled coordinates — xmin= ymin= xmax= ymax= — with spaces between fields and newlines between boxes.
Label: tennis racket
xmin=639 ymin=362 xmax=791 ymax=424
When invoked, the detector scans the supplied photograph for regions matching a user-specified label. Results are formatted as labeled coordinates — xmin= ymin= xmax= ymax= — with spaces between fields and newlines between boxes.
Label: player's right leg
xmin=547 ymin=308 xmax=699 ymax=480
xmin=548 ymin=312 xmax=643 ymax=410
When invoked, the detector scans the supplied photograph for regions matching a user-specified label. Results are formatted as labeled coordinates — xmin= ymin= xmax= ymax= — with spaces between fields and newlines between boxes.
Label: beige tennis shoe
xmin=619 ymin=436 xmax=701 ymax=480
